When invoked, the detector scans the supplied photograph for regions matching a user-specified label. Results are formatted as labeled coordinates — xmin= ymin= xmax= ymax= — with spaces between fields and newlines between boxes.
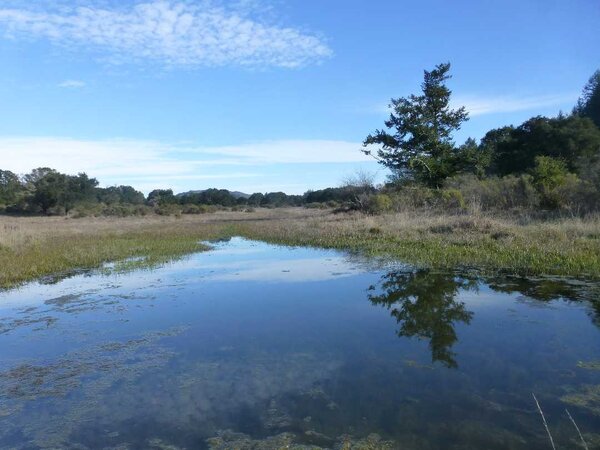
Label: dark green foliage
xmin=0 ymin=168 xmax=148 ymax=216
xmin=147 ymin=189 xmax=177 ymax=207
xmin=363 ymin=62 xmax=469 ymax=187
xmin=63 ymin=173 xmax=99 ymax=213
xmin=456 ymin=137 xmax=492 ymax=179
xmin=485 ymin=115 xmax=600 ymax=176
xmin=177 ymin=189 xmax=302 ymax=208
xmin=0 ymin=170 xmax=25 ymax=208
xmin=247 ymin=193 xmax=264 ymax=206
xmin=180 ymin=189 xmax=236 ymax=207
xmin=98 ymin=186 xmax=145 ymax=205
xmin=574 ymin=69 xmax=600 ymax=128
xmin=262 ymin=191 xmax=302 ymax=207
xmin=304 ymin=187 xmax=359 ymax=204
xmin=31 ymin=169 xmax=65 ymax=213
xmin=30 ymin=169 xmax=98 ymax=214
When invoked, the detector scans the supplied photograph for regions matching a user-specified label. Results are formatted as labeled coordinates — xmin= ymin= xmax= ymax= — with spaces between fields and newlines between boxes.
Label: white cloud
xmin=0 ymin=1 xmax=331 ymax=68
xmin=452 ymin=93 xmax=577 ymax=117
xmin=374 ymin=93 xmax=577 ymax=117
xmin=196 ymin=257 xmax=363 ymax=283
xmin=0 ymin=137 xmax=368 ymax=192
xmin=195 ymin=140 xmax=370 ymax=164
xmin=58 ymin=79 xmax=86 ymax=88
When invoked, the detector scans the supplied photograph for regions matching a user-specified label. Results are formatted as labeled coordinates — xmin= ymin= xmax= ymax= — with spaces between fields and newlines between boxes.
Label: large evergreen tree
xmin=363 ymin=62 xmax=469 ymax=187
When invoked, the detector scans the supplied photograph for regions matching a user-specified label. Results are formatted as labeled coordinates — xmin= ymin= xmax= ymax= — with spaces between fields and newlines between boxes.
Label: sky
xmin=0 ymin=0 xmax=598 ymax=194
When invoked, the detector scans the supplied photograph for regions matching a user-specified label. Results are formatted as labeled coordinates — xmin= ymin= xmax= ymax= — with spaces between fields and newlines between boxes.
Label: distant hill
xmin=176 ymin=189 xmax=251 ymax=199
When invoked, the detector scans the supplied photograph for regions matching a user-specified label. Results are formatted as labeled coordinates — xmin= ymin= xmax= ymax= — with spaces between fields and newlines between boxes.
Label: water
xmin=0 ymin=237 xmax=599 ymax=449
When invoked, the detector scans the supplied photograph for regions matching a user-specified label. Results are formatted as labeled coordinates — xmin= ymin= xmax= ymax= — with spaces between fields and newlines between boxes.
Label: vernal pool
xmin=0 ymin=237 xmax=599 ymax=449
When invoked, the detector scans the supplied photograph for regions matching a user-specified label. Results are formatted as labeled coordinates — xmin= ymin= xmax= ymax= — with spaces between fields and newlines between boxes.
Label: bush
xmin=554 ymin=176 xmax=600 ymax=214
xmin=155 ymin=204 xmax=182 ymax=216
xmin=366 ymin=194 xmax=393 ymax=214
xmin=181 ymin=204 xmax=201 ymax=214
xmin=181 ymin=204 xmax=219 ymax=214
xmin=381 ymin=185 xmax=435 ymax=211
xmin=101 ymin=204 xmax=151 ymax=217
xmin=531 ymin=156 xmax=570 ymax=208
xmin=305 ymin=202 xmax=328 ymax=209
xmin=439 ymin=189 xmax=465 ymax=210
xmin=446 ymin=174 xmax=539 ymax=211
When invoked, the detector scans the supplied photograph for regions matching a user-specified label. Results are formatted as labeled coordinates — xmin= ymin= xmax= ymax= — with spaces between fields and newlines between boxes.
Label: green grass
xmin=1 ymin=209 xmax=599 ymax=289
xmin=233 ymin=229 xmax=600 ymax=279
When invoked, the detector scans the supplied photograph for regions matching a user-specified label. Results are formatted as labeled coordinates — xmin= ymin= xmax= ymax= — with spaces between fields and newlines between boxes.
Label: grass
xmin=1 ymin=208 xmax=600 ymax=289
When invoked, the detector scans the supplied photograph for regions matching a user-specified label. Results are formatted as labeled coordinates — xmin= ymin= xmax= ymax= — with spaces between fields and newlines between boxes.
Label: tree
xmin=31 ymin=169 xmax=66 ymax=214
xmin=30 ymin=170 xmax=98 ymax=214
xmin=0 ymin=170 xmax=24 ymax=208
xmin=574 ymin=69 xmax=600 ymax=128
xmin=99 ymin=185 xmax=145 ymax=205
xmin=147 ymin=189 xmax=176 ymax=207
xmin=247 ymin=193 xmax=265 ymax=207
xmin=118 ymin=185 xmax=145 ymax=205
xmin=456 ymin=137 xmax=492 ymax=179
xmin=363 ymin=62 xmax=469 ymax=187
xmin=63 ymin=173 xmax=98 ymax=212
xmin=487 ymin=115 xmax=600 ymax=176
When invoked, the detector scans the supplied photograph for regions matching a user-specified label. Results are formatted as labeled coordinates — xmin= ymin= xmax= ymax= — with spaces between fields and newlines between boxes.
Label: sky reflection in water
xmin=0 ymin=237 xmax=599 ymax=449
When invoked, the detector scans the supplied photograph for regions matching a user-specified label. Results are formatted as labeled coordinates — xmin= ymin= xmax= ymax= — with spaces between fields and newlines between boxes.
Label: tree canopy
xmin=483 ymin=115 xmax=600 ymax=176
xmin=574 ymin=69 xmax=600 ymax=128
xmin=363 ymin=62 xmax=470 ymax=187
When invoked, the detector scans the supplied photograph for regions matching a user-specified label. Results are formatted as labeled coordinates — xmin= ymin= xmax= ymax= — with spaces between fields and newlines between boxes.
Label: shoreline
xmin=1 ymin=208 xmax=599 ymax=289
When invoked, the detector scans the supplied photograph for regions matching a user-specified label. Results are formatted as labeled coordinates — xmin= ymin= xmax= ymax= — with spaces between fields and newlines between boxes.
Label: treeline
xmin=2 ymin=66 xmax=599 ymax=217
xmin=360 ymin=65 xmax=600 ymax=215
xmin=0 ymin=167 xmax=374 ymax=216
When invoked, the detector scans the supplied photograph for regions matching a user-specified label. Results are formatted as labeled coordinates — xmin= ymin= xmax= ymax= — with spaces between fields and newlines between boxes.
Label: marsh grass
xmin=1 ymin=208 xmax=599 ymax=288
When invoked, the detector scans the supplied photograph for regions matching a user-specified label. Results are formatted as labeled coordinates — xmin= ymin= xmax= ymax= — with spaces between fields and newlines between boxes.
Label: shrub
xmin=100 ymin=204 xmax=151 ymax=217
xmin=155 ymin=204 xmax=182 ymax=216
xmin=181 ymin=204 xmax=201 ymax=214
xmin=305 ymin=202 xmax=328 ymax=209
xmin=554 ymin=176 xmax=600 ymax=214
xmin=381 ymin=185 xmax=435 ymax=211
xmin=446 ymin=174 xmax=539 ymax=211
xmin=366 ymin=194 xmax=393 ymax=214
xmin=531 ymin=156 xmax=570 ymax=208
xmin=439 ymin=189 xmax=465 ymax=210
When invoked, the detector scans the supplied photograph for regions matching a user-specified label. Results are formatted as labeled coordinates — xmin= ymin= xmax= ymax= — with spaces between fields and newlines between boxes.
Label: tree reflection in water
xmin=368 ymin=270 xmax=477 ymax=368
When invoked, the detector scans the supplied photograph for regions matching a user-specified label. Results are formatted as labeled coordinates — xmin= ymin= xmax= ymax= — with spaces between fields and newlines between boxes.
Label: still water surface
xmin=0 ymin=237 xmax=599 ymax=449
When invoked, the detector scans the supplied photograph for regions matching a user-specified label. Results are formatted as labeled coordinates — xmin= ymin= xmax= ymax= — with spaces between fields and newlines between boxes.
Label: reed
xmin=1 ymin=208 xmax=599 ymax=288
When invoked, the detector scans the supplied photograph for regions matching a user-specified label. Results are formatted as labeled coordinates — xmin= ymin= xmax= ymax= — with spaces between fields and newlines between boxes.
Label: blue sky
xmin=0 ymin=0 xmax=598 ymax=194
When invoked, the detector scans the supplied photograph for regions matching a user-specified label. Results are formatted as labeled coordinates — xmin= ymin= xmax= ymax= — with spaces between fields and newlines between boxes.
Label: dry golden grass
xmin=1 ymin=208 xmax=599 ymax=288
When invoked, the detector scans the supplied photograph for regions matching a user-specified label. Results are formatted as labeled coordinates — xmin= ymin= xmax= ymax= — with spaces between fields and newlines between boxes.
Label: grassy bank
xmin=1 ymin=208 xmax=600 ymax=288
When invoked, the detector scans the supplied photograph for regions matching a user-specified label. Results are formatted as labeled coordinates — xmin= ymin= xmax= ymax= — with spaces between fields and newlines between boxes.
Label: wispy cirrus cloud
xmin=453 ymin=93 xmax=578 ymax=116
xmin=373 ymin=93 xmax=577 ymax=117
xmin=0 ymin=137 xmax=368 ymax=192
xmin=0 ymin=1 xmax=332 ymax=68
xmin=58 ymin=80 xmax=86 ymax=88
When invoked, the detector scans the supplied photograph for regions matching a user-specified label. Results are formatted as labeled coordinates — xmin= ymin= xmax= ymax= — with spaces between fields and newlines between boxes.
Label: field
xmin=1 ymin=208 xmax=600 ymax=289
